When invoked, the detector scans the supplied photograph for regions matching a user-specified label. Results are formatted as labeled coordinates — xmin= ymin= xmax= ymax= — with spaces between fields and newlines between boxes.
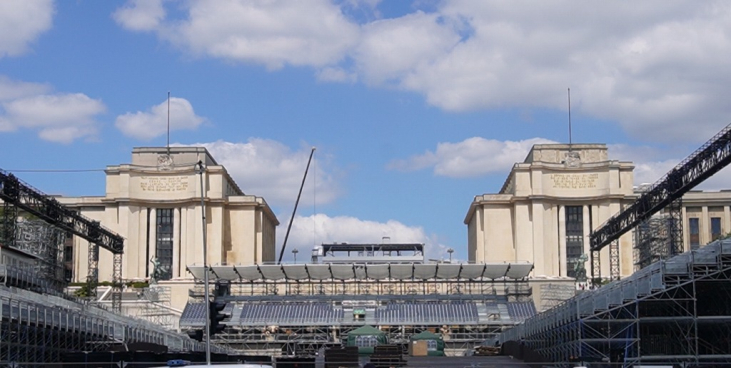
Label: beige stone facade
xmin=465 ymin=144 xmax=637 ymax=278
xmin=681 ymin=190 xmax=731 ymax=250
xmin=465 ymin=143 xmax=731 ymax=280
xmin=57 ymin=147 xmax=278 ymax=310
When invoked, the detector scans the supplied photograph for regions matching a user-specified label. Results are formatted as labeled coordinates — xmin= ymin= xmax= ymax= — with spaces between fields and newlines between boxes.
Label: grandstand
xmin=0 ymin=266 xmax=225 ymax=365
xmin=500 ymin=238 xmax=731 ymax=366
xmin=182 ymin=261 xmax=537 ymax=356
xmin=0 ymin=170 xmax=221 ymax=365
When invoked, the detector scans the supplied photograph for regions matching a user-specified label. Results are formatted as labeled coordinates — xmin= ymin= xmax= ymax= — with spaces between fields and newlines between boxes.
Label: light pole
xmin=196 ymin=161 xmax=212 ymax=365
xmin=292 ymin=248 xmax=299 ymax=264
xmin=447 ymin=248 xmax=454 ymax=263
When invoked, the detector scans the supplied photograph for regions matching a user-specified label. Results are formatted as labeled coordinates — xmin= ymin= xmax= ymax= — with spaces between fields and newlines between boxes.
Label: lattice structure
xmin=539 ymin=283 xmax=576 ymax=312
xmin=183 ymin=263 xmax=536 ymax=356
xmin=633 ymin=202 xmax=684 ymax=273
xmin=137 ymin=285 xmax=176 ymax=330
xmin=609 ymin=240 xmax=620 ymax=280
xmin=0 ymin=285 xmax=218 ymax=366
xmin=0 ymin=170 xmax=125 ymax=313
xmin=501 ymin=239 xmax=731 ymax=366
xmin=591 ymin=122 xmax=731 ymax=252
xmin=13 ymin=219 xmax=67 ymax=293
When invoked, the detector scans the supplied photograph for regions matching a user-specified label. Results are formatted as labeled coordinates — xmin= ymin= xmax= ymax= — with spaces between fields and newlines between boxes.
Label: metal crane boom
xmin=278 ymin=147 xmax=316 ymax=264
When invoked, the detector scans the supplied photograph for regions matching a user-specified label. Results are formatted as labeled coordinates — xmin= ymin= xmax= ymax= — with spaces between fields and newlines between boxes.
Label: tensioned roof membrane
xmin=188 ymin=262 xmax=533 ymax=281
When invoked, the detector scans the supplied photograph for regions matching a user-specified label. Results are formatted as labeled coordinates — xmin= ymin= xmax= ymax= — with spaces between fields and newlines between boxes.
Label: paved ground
xmin=402 ymin=355 xmax=531 ymax=367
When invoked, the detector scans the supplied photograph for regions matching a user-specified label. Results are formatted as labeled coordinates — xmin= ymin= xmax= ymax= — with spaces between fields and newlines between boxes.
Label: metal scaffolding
xmin=12 ymin=219 xmax=67 ymax=294
xmin=591 ymin=122 xmax=731 ymax=253
xmin=0 ymin=170 xmax=125 ymax=312
xmin=182 ymin=263 xmax=536 ymax=356
xmin=137 ymin=285 xmax=176 ymax=330
xmin=0 ymin=285 xmax=219 ymax=366
xmin=501 ymin=238 xmax=731 ymax=366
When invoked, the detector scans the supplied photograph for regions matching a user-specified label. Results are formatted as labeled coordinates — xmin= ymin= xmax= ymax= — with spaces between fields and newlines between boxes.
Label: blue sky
xmin=3 ymin=0 xmax=731 ymax=263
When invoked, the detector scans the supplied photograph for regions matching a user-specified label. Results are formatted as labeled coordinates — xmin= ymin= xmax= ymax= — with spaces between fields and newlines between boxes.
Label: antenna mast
xmin=568 ymin=88 xmax=572 ymax=151
xmin=167 ymin=91 xmax=171 ymax=156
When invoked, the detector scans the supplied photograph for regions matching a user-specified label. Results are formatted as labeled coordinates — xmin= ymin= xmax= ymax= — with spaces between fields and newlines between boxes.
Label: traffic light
xmin=209 ymin=300 xmax=226 ymax=337
xmin=187 ymin=329 xmax=203 ymax=342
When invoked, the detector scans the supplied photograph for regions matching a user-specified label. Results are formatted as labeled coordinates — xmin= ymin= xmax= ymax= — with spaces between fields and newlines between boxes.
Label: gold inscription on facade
xmin=139 ymin=176 xmax=189 ymax=192
xmin=550 ymin=173 xmax=598 ymax=189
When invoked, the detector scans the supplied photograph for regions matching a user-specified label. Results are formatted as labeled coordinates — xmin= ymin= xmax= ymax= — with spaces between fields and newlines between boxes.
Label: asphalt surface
xmin=402 ymin=355 xmax=531 ymax=367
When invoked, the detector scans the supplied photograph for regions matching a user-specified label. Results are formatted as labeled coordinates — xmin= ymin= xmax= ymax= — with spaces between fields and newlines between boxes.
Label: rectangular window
xmin=689 ymin=218 xmax=700 ymax=250
xmin=155 ymin=208 xmax=174 ymax=280
xmin=711 ymin=217 xmax=722 ymax=241
xmin=565 ymin=206 xmax=584 ymax=279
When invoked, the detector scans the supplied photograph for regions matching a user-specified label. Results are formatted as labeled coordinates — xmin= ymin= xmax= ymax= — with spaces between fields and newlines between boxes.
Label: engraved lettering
xmin=139 ymin=176 xmax=189 ymax=192
xmin=550 ymin=173 xmax=598 ymax=189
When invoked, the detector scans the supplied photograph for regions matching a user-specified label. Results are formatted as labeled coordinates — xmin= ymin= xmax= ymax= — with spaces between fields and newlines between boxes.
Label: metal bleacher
xmin=501 ymin=238 xmax=731 ymax=366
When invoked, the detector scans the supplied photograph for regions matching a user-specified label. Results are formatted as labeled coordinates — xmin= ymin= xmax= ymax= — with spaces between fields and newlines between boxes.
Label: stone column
xmin=173 ymin=207 xmax=181 ymax=278
xmin=582 ymin=204 xmax=591 ymax=275
xmin=701 ymin=206 xmax=709 ymax=245
xmin=558 ymin=205 xmax=567 ymax=277
xmin=725 ymin=206 xmax=731 ymax=238
xmin=532 ymin=202 xmax=545 ymax=276
xmin=148 ymin=208 xmax=157 ymax=279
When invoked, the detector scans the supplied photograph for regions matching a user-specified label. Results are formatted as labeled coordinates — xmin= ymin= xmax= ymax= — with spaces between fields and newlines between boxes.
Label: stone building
xmin=57 ymin=147 xmax=279 ymax=310
xmin=465 ymin=144 xmax=637 ymax=279
xmin=465 ymin=143 xmax=731 ymax=282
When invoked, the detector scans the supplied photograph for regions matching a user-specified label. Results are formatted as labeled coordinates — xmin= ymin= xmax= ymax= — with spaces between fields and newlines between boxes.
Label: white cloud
xmin=115 ymin=97 xmax=205 ymax=140
xmin=1 ymin=93 xmax=105 ymax=143
xmin=609 ymin=143 xmax=731 ymax=191
xmin=0 ymin=75 xmax=50 ymax=101
xmin=113 ymin=1 xmax=731 ymax=143
xmin=276 ymin=213 xmax=452 ymax=263
xmin=388 ymin=137 xmax=555 ymax=178
xmin=195 ymin=140 xmax=342 ymax=208
xmin=354 ymin=11 xmax=460 ymax=85
xmin=112 ymin=0 xmax=165 ymax=32
xmin=114 ymin=0 xmax=360 ymax=69
xmin=316 ymin=67 xmax=357 ymax=83
xmin=0 ymin=0 xmax=54 ymax=58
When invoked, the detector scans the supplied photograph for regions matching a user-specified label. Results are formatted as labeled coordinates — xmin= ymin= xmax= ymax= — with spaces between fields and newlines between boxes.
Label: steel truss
xmin=216 ymin=323 xmax=505 ymax=357
xmin=187 ymin=276 xmax=533 ymax=356
xmin=0 ymin=170 xmax=125 ymax=312
xmin=191 ymin=278 xmax=532 ymax=302
xmin=0 ymin=286 xmax=218 ymax=366
xmin=501 ymin=239 xmax=731 ymax=366
xmin=633 ymin=200 xmax=684 ymax=272
xmin=591 ymin=122 xmax=731 ymax=252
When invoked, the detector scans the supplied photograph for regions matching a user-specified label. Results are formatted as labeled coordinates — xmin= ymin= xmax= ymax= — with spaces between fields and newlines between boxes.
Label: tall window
xmin=565 ymin=206 xmax=584 ymax=278
xmin=689 ymin=218 xmax=700 ymax=250
xmin=711 ymin=217 xmax=722 ymax=241
xmin=156 ymin=208 xmax=174 ymax=280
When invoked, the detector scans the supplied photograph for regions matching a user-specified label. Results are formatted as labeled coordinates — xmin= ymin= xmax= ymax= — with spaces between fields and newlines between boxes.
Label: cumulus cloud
xmin=0 ymin=0 xmax=54 ymax=58
xmin=114 ymin=0 xmax=360 ymax=69
xmin=113 ymin=1 xmax=731 ymax=143
xmin=115 ymin=97 xmax=205 ymax=140
xmin=609 ymin=143 xmax=731 ymax=191
xmin=0 ymin=75 xmax=50 ymax=101
xmin=0 ymin=90 xmax=105 ymax=143
xmin=112 ymin=0 xmax=165 ymax=32
xmin=316 ymin=67 xmax=357 ymax=83
xmin=354 ymin=11 xmax=460 ymax=85
xmin=276 ymin=213 xmax=453 ymax=263
xmin=194 ymin=140 xmax=342 ymax=208
xmin=388 ymin=137 xmax=555 ymax=178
